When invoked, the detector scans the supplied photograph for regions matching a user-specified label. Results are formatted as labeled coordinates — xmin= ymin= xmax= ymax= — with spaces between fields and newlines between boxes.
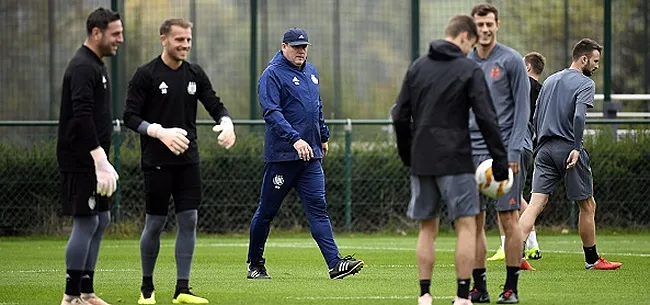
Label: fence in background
xmin=2 ymin=119 xmax=650 ymax=235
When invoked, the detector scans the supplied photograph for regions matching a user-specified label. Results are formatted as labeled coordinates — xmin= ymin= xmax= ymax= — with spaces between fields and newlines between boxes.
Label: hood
xmin=427 ymin=40 xmax=464 ymax=61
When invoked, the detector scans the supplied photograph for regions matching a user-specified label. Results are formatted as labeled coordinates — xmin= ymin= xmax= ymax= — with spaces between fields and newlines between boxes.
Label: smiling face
xmin=473 ymin=12 xmax=499 ymax=47
xmin=90 ymin=19 xmax=124 ymax=57
xmin=161 ymin=25 xmax=192 ymax=62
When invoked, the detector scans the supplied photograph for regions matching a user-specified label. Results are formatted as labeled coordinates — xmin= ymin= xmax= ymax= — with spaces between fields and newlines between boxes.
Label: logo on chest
xmin=159 ymin=81 xmax=168 ymax=94
xmin=490 ymin=66 xmax=502 ymax=80
xmin=102 ymin=75 xmax=107 ymax=89
xmin=292 ymin=77 xmax=300 ymax=86
xmin=187 ymin=81 xmax=196 ymax=95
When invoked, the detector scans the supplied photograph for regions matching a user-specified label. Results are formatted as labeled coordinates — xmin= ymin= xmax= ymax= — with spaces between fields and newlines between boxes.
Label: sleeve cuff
xmin=507 ymin=149 xmax=521 ymax=163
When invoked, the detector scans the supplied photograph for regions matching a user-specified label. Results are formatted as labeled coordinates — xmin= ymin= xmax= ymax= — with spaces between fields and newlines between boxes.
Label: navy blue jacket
xmin=259 ymin=51 xmax=329 ymax=162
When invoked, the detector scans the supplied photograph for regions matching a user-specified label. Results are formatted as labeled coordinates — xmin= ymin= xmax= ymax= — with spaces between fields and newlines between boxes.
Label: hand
xmin=293 ymin=139 xmax=314 ymax=161
xmin=566 ymin=149 xmax=580 ymax=169
xmin=509 ymin=162 xmax=520 ymax=175
xmin=147 ymin=123 xmax=190 ymax=155
xmin=90 ymin=147 xmax=119 ymax=197
xmin=212 ymin=117 xmax=236 ymax=149
xmin=322 ymin=142 xmax=328 ymax=157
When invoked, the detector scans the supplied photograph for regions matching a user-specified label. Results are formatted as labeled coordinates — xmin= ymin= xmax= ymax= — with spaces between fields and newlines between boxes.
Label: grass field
xmin=1 ymin=232 xmax=649 ymax=305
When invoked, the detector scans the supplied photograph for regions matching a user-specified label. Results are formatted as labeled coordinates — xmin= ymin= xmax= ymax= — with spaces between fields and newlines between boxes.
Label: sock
xmin=526 ymin=231 xmax=538 ymax=249
xmin=583 ymin=245 xmax=599 ymax=264
xmin=175 ymin=279 xmax=190 ymax=297
xmin=140 ymin=214 xmax=167 ymax=281
xmin=141 ymin=276 xmax=154 ymax=298
xmin=457 ymin=278 xmax=470 ymax=299
xmin=175 ymin=210 xmax=197 ymax=281
xmin=500 ymin=235 xmax=505 ymax=249
xmin=65 ymin=269 xmax=83 ymax=296
xmin=80 ymin=271 xmax=94 ymax=294
xmin=472 ymin=268 xmax=487 ymax=292
xmin=419 ymin=279 xmax=431 ymax=296
xmin=504 ymin=266 xmax=520 ymax=294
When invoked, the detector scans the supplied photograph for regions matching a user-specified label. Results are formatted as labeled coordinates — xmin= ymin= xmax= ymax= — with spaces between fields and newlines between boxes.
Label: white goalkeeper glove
xmin=90 ymin=147 xmax=119 ymax=197
xmin=212 ymin=117 xmax=236 ymax=149
xmin=147 ymin=123 xmax=190 ymax=155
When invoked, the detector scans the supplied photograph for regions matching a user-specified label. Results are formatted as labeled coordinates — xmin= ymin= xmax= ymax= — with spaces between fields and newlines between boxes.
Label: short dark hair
xmin=160 ymin=18 xmax=193 ymax=35
xmin=471 ymin=3 xmax=499 ymax=21
xmin=524 ymin=52 xmax=546 ymax=75
xmin=444 ymin=15 xmax=479 ymax=40
xmin=86 ymin=7 xmax=121 ymax=36
xmin=571 ymin=38 xmax=602 ymax=61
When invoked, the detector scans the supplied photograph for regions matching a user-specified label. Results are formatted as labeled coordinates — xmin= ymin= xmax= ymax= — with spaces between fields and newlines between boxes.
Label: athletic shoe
xmin=496 ymin=289 xmax=519 ymax=304
xmin=61 ymin=295 xmax=89 ymax=305
xmin=469 ymin=288 xmax=490 ymax=303
xmin=137 ymin=290 xmax=156 ymax=305
xmin=247 ymin=259 xmax=272 ymax=279
xmin=520 ymin=258 xmax=536 ymax=271
xmin=172 ymin=289 xmax=209 ymax=304
xmin=487 ymin=246 xmax=505 ymax=261
xmin=81 ymin=293 xmax=111 ymax=305
xmin=418 ymin=293 xmax=433 ymax=305
xmin=585 ymin=257 xmax=622 ymax=270
xmin=525 ymin=246 xmax=542 ymax=260
xmin=329 ymin=255 xmax=364 ymax=279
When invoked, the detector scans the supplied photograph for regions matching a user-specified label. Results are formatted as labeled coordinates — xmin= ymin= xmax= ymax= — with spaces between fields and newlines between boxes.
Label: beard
xmin=99 ymin=41 xmax=116 ymax=57
xmin=582 ymin=66 xmax=593 ymax=77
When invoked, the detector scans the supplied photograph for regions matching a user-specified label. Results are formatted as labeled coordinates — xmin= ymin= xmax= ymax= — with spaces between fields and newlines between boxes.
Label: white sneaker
xmin=81 ymin=293 xmax=111 ymax=305
xmin=453 ymin=296 xmax=473 ymax=305
xmin=418 ymin=293 xmax=433 ymax=305
xmin=61 ymin=295 xmax=89 ymax=305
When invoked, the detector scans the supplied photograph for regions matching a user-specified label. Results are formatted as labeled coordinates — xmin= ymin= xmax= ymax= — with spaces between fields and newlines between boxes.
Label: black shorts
xmin=144 ymin=164 xmax=202 ymax=215
xmin=61 ymin=172 xmax=111 ymax=217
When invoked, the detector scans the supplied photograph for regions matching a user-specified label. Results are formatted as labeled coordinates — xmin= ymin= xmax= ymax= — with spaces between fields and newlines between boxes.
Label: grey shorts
xmin=532 ymin=139 xmax=593 ymax=201
xmin=473 ymin=152 xmax=529 ymax=212
xmin=407 ymin=173 xmax=480 ymax=220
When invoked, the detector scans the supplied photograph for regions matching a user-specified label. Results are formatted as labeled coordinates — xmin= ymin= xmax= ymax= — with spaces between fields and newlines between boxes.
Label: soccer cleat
xmin=496 ymin=289 xmax=519 ymax=304
xmin=418 ymin=293 xmax=433 ymax=305
xmin=585 ymin=257 xmax=622 ymax=270
xmin=329 ymin=255 xmax=364 ymax=279
xmin=172 ymin=289 xmax=209 ymax=304
xmin=138 ymin=290 xmax=156 ymax=305
xmin=247 ymin=259 xmax=272 ymax=279
xmin=469 ymin=287 xmax=490 ymax=303
xmin=520 ymin=258 xmax=536 ymax=271
xmin=525 ymin=246 xmax=542 ymax=260
xmin=61 ymin=295 xmax=89 ymax=305
xmin=487 ymin=246 xmax=506 ymax=261
xmin=81 ymin=293 xmax=111 ymax=305
xmin=452 ymin=296 xmax=474 ymax=305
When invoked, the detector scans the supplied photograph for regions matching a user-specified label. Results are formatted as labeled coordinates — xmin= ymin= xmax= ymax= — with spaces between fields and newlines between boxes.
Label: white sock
xmin=500 ymin=235 xmax=505 ymax=249
xmin=526 ymin=231 xmax=538 ymax=249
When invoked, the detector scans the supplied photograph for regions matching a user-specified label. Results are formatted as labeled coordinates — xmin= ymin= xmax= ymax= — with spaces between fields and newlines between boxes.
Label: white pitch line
xmin=288 ymin=295 xmax=452 ymax=300
xmin=0 ymin=268 xmax=137 ymax=274
xmin=104 ymin=242 xmax=650 ymax=258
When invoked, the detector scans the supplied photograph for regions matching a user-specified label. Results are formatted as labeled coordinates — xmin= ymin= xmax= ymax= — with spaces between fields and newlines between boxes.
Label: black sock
xmin=583 ymin=245 xmax=599 ymax=264
xmin=419 ymin=279 xmax=431 ymax=296
xmin=175 ymin=279 xmax=190 ymax=297
xmin=504 ymin=266 xmax=520 ymax=294
xmin=80 ymin=271 xmax=94 ymax=294
xmin=141 ymin=276 xmax=154 ymax=297
xmin=457 ymin=278 xmax=470 ymax=299
xmin=65 ymin=269 xmax=83 ymax=296
xmin=472 ymin=268 xmax=487 ymax=292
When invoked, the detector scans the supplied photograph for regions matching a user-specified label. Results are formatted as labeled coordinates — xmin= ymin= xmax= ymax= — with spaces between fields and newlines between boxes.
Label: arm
xmin=318 ymin=96 xmax=330 ymax=143
xmin=573 ymin=82 xmax=595 ymax=150
xmin=69 ymin=64 xmax=101 ymax=153
xmin=391 ymin=70 xmax=413 ymax=167
xmin=259 ymin=70 xmax=301 ymax=144
xmin=196 ymin=65 xmax=231 ymax=123
xmin=506 ymin=56 xmax=531 ymax=162
xmin=469 ymin=68 xmax=509 ymax=181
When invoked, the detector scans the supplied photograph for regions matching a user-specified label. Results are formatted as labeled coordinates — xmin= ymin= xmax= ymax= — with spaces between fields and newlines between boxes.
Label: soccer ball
xmin=475 ymin=158 xmax=514 ymax=198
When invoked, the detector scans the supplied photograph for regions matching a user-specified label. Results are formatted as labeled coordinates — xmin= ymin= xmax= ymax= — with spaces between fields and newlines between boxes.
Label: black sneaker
xmin=469 ymin=287 xmax=490 ymax=303
xmin=496 ymin=289 xmax=519 ymax=304
xmin=247 ymin=259 xmax=272 ymax=279
xmin=328 ymin=255 xmax=364 ymax=279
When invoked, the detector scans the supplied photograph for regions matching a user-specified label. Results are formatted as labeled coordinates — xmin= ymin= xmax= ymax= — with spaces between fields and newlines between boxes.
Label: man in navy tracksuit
xmin=246 ymin=28 xmax=364 ymax=280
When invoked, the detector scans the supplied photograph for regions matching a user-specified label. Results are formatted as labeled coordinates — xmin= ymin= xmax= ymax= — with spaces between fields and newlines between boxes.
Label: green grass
xmin=1 ymin=232 xmax=649 ymax=304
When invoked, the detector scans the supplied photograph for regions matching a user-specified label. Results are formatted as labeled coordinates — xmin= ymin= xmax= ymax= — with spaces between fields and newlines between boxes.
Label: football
xmin=475 ymin=158 xmax=514 ymax=198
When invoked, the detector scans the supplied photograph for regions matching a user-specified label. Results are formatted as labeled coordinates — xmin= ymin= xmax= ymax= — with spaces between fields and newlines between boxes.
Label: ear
xmin=160 ymin=34 xmax=166 ymax=47
xmin=91 ymin=27 xmax=102 ymax=40
xmin=526 ymin=63 xmax=532 ymax=73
